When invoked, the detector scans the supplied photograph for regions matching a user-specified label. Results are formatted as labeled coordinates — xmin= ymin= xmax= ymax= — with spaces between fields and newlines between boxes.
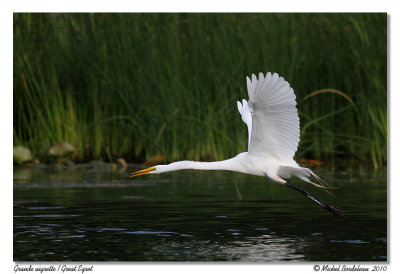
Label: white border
xmin=4 ymin=1 xmax=398 ymax=273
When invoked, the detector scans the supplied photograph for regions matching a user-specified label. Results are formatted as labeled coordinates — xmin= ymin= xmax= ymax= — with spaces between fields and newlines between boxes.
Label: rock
xmin=49 ymin=142 xmax=75 ymax=157
xmin=13 ymin=146 xmax=32 ymax=164
xmin=109 ymin=163 xmax=118 ymax=170
xmin=89 ymin=160 xmax=107 ymax=169
xmin=116 ymin=158 xmax=127 ymax=167
xmin=60 ymin=159 xmax=74 ymax=166
xmin=144 ymin=155 xmax=166 ymax=166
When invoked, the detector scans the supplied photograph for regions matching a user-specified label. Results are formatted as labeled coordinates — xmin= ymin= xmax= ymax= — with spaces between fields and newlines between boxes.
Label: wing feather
xmin=237 ymin=99 xmax=252 ymax=150
xmin=245 ymin=72 xmax=300 ymax=162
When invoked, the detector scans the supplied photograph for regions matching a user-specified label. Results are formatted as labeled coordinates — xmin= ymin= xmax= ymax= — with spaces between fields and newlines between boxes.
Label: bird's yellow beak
xmin=129 ymin=167 xmax=155 ymax=178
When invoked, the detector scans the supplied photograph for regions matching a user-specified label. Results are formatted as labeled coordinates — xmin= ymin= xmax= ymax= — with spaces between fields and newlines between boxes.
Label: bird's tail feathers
xmin=279 ymin=166 xmax=335 ymax=192
xmin=308 ymin=170 xmax=336 ymax=192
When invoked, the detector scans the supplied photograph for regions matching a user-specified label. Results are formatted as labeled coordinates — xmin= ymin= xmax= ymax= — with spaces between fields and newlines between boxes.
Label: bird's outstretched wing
xmin=245 ymin=72 xmax=300 ymax=162
xmin=237 ymin=99 xmax=252 ymax=150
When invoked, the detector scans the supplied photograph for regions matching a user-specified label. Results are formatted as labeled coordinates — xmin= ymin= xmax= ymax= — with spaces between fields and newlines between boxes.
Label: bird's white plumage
xmin=237 ymin=99 xmax=252 ymax=150
xmin=240 ymin=72 xmax=300 ymax=163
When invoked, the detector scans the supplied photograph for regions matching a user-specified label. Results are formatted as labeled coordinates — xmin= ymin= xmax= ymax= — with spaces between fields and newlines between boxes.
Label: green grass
xmin=13 ymin=13 xmax=387 ymax=168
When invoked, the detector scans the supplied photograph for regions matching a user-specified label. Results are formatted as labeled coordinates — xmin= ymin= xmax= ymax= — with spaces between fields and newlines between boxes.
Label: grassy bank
xmin=13 ymin=13 xmax=387 ymax=168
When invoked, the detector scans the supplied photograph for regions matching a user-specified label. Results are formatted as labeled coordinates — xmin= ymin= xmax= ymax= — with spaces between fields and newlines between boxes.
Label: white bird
xmin=131 ymin=72 xmax=345 ymax=217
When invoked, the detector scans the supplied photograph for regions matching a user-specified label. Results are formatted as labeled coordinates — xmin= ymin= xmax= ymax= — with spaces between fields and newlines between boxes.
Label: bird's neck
xmin=158 ymin=157 xmax=239 ymax=173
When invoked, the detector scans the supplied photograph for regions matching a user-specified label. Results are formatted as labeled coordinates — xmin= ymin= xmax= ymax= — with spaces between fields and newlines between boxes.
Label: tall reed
xmin=13 ymin=13 xmax=387 ymax=168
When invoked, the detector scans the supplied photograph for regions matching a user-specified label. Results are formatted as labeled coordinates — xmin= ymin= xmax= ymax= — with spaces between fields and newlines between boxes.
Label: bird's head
xmin=129 ymin=164 xmax=176 ymax=177
xmin=129 ymin=166 xmax=159 ymax=178
xmin=129 ymin=162 xmax=189 ymax=178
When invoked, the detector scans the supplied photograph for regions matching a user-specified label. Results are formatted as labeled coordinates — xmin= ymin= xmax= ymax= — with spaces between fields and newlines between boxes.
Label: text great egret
xmin=131 ymin=72 xmax=345 ymax=217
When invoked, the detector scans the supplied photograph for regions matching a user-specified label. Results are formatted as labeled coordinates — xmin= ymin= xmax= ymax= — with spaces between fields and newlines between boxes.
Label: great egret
xmin=131 ymin=72 xmax=345 ymax=217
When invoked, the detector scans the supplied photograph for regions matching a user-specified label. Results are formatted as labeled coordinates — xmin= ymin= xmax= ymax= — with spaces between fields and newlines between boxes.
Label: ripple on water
xmin=124 ymin=230 xmax=176 ymax=236
xmin=13 ymin=167 xmax=387 ymax=261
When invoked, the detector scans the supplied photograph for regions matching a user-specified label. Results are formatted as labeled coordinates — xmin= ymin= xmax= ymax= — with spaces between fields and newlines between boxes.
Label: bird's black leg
xmin=284 ymin=182 xmax=346 ymax=218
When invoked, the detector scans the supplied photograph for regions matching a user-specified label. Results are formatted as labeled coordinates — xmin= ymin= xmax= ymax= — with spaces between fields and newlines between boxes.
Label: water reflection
xmin=146 ymin=234 xmax=305 ymax=261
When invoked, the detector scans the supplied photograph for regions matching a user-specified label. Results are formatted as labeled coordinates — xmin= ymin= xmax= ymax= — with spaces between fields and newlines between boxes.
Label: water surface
xmin=13 ymin=164 xmax=387 ymax=261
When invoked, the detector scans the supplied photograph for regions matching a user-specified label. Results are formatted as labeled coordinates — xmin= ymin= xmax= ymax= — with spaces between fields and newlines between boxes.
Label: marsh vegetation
xmin=13 ymin=13 xmax=387 ymax=168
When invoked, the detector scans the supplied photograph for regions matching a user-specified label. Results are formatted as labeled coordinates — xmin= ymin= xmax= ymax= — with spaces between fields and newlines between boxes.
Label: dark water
xmin=13 ymin=164 xmax=387 ymax=261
